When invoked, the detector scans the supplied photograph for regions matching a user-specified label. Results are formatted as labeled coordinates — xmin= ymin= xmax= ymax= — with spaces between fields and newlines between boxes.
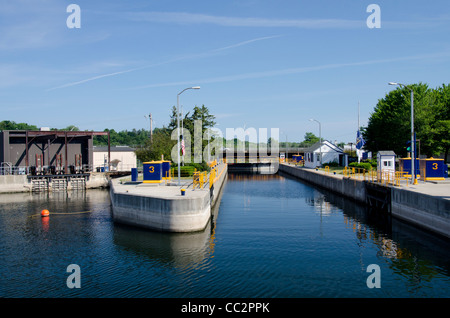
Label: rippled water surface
xmin=1 ymin=172 xmax=449 ymax=298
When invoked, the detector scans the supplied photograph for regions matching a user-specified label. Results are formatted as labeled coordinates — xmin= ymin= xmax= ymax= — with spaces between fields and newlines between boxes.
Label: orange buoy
xmin=41 ymin=209 xmax=50 ymax=217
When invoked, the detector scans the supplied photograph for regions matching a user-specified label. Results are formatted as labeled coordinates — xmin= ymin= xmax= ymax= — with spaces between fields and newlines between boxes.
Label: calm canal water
xmin=1 ymin=172 xmax=449 ymax=298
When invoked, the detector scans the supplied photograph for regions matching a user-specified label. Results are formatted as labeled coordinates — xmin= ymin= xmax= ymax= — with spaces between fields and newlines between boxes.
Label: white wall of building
xmin=93 ymin=147 xmax=137 ymax=171
xmin=304 ymin=141 xmax=346 ymax=168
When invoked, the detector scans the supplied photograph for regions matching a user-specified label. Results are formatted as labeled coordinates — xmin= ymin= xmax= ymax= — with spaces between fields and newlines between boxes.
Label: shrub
xmin=179 ymin=166 xmax=195 ymax=177
xmin=325 ymin=161 xmax=340 ymax=167
xmin=349 ymin=162 xmax=372 ymax=171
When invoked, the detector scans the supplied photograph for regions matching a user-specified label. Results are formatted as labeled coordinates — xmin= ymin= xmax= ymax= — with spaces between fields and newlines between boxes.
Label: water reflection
xmin=1 ymin=173 xmax=449 ymax=298
xmin=278 ymin=171 xmax=450 ymax=295
xmin=112 ymin=176 xmax=226 ymax=270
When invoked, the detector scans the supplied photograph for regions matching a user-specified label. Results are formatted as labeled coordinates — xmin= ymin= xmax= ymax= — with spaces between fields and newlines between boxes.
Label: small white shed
xmin=377 ymin=151 xmax=396 ymax=173
xmin=304 ymin=140 xmax=347 ymax=168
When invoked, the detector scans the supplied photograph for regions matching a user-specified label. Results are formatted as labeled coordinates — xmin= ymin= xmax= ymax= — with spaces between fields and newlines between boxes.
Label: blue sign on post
xmin=131 ymin=168 xmax=138 ymax=182
xmin=143 ymin=161 xmax=163 ymax=183
xmin=400 ymin=158 xmax=420 ymax=177
xmin=420 ymin=158 xmax=445 ymax=181
xmin=292 ymin=155 xmax=303 ymax=162
xmin=162 ymin=160 xmax=171 ymax=180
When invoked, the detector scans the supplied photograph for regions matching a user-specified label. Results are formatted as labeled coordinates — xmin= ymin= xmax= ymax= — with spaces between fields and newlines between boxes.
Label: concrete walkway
xmin=399 ymin=181 xmax=450 ymax=199
xmin=111 ymin=180 xmax=209 ymax=200
xmin=283 ymin=163 xmax=449 ymax=200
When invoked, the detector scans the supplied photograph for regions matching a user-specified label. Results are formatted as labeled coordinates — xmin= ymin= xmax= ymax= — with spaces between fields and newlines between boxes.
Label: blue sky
xmin=1 ymin=0 xmax=450 ymax=144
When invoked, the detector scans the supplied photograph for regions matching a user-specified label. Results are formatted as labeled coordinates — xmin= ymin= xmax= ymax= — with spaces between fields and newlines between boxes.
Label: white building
xmin=304 ymin=140 xmax=348 ymax=168
xmin=93 ymin=146 xmax=137 ymax=172
xmin=377 ymin=151 xmax=396 ymax=174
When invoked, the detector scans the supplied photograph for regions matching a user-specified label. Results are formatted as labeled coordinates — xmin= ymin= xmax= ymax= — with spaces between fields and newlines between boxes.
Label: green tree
xmin=135 ymin=127 xmax=175 ymax=162
xmin=363 ymin=82 xmax=442 ymax=158
xmin=58 ymin=125 xmax=80 ymax=131
xmin=0 ymin=120 xmax=38 ymax=131
xmin=168 ymin=104 xmax=216 ymax=162
xmin=433 ymin=84 xmax=450 ymax=162
xmin=137 ymin=104 xmax=216 ymax=164
xmin=299 ymin=132 xmax=320 ymax=147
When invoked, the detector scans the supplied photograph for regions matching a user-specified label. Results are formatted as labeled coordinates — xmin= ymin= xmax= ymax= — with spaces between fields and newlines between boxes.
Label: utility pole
xmin=149 ymin=113 xmax=153 ymax=142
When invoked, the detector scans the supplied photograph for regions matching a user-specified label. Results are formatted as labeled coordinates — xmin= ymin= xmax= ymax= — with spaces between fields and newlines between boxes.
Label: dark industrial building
xmin=0 ymin=130 xmax=110 ymax=175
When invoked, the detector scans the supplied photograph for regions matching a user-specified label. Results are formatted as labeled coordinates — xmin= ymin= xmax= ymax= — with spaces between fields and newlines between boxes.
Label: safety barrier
xmin=337 ymin=167 xmax=410 ymax=187
xmin=285 ymin=158 xmax=304 ymax=166
xmin=191 ymin=159 xmax=224 ymax=189
xmin=193 ymin=171 xmax=207 ymax=189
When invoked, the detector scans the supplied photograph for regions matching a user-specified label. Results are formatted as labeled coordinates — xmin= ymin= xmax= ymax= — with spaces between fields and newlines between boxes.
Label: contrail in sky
xmin=129 ymin=51 xmax=450 ymax=90
xmin=45 ymin=35 xmax=282 ymax=91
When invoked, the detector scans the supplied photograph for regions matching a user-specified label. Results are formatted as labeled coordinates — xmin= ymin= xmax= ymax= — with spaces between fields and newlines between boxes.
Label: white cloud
xmin=129 ymin=51 xmax=450 ymax=90
xmin=45 ymin=35 xmax=281 ymax=91
xmin=127 ymin=11 xmax=363 ymax=29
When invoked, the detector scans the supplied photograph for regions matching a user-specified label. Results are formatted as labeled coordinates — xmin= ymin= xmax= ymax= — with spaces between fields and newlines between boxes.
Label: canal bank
xmin=0 ymin=173 xmax=109 ymax=193
xmin=110 ymin=163 xmax=228 ymax=232
xmin=279 ymin=163 xmax=450 ymax=239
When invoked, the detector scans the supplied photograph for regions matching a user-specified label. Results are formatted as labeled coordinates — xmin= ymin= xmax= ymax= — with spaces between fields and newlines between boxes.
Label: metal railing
xmin=1 ymin=161 xmax=139 ymax=176
xmin=191 ymin=159 xmax=223 ymax=189
xmin=0 ymin=165 xmax=28 ymax=175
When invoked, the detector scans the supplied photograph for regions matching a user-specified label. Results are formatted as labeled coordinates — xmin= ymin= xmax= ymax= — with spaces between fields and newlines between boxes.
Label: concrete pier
xmin=0 ymin=172 xmax=109 ymax=193
xmin=279 ymin=163 xmax=450 ymax=239
xmin=110 ymin=163 xmax=227 ymax=233
xmin=279 ymin=163 xmax=367 ymax=203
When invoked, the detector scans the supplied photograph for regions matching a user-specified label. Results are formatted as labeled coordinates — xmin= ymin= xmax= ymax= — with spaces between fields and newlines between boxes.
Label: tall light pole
xmin=388 ymin=82 xmax=417 ymax=185
xmin=309 ymin=118 xmax=322 ymax=166
xmin=144 ymin=113 xmax=153 ymax=142
xmin=181 ymin=105 xmax=184 ymax=166
xmin=177 ymin=86 xmax=200 ymax=186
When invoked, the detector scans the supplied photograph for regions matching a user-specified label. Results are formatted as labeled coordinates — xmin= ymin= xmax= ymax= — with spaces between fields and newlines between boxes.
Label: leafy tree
xmin=0 ymin=120 xmax=38 ymax=131
xmin=137 ymin=104 xmax=216 ymax=164
xmin=299 ymin=132 xmax=320 ymax=147
xmin=93 ymin=128 xmax=150 ymax=146
xmin=433 ymin=84 xmax=450 ymax=162
xmin=168 ymin=104 xmax=216 ymax=161
xmin=135 ymin=127 xmax=175 ymax=162
xmin=363 ymin=82 xmax=443 ymax=158
xmin=56 ymin=125 xmax=80 ymax=131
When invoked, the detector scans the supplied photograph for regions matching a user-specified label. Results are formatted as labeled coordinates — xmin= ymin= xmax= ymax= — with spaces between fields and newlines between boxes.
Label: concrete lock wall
xmin=0 ymin=175 xmax=30 ymax=193
xmin=391 ymin=188 xmax=450 ymax=239
xmin=110 ymin=163 xmax=228 ymax=233
xmin=279 ymin=164 xmax=366 ymax=203
xmin=279 ymin=164 xmax=450 ymax=239
xmin=110 ymin=188 xmax=212 ymax=232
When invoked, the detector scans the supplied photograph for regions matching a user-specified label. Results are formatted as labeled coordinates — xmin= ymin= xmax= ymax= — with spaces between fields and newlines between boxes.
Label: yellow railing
xmin=284 ymin=158 xmax=304 ymax=166
xmin=343 ymin=166 xmax=367 ymax=180
xmin=192 ymin=160 xmax=224 ymax=189
xmin=193 ymin=171 xmax=207 ymax=189
xmin=341 ymin=167 xmax=407 ymax=186
xmin=209 ymin=167 xmax=216 ymax=189
xmin=312 ymin=164 xmax=411 ymax=187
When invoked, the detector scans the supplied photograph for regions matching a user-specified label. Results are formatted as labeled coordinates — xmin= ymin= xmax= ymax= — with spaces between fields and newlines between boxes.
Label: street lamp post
xmin=181 ymin=105 xmax=184 ymax=166
xmin=177 ymin=86 xmax=200 ymax=186
xmin=388 ymin=82 xmax=416 ymax=185
xmin=309 ymin=118 xmax=322 ymax=166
